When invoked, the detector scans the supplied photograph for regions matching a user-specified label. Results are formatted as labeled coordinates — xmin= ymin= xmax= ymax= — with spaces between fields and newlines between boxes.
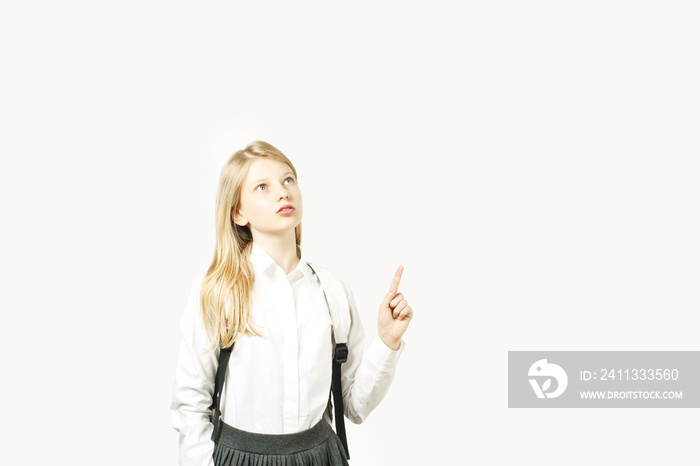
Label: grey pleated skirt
xmin=213 ymin=418 xmax=350 ymax=466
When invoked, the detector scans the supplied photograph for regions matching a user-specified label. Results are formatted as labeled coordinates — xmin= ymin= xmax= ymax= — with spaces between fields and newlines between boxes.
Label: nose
xmin=275 ymin=182 xmax=290 ymax=200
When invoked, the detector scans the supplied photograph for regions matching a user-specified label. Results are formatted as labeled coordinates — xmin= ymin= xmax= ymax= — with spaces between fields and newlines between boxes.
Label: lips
xmin=277 ymin=204 xmax=294 ymax=213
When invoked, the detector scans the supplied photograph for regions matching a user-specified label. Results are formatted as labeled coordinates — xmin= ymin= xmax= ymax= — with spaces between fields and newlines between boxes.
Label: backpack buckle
xmin=334 ymin=343 xmax=348 ymax=364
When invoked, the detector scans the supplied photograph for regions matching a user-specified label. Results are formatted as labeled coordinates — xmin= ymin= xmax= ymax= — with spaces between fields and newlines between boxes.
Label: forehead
xmin=245 ymin=158 xmax=290 ymax=181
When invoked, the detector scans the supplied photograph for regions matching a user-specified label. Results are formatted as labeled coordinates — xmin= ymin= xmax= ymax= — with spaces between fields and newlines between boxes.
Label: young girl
xmin=170 ymin=141 xmax=413 ymax=465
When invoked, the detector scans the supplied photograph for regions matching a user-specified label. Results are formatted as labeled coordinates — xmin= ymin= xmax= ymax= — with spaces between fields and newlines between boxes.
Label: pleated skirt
xmin=213 ymin=418 xmax=350 ymax=466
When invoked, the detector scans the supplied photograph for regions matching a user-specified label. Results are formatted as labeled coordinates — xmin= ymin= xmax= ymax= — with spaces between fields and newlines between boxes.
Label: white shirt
xmin=170 ymin=241 xmax=406 ymax=466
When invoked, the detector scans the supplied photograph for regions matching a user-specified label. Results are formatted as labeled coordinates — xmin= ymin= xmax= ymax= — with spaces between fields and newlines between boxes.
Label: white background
xmin=1 ymin=1 xmax=698 ymax=465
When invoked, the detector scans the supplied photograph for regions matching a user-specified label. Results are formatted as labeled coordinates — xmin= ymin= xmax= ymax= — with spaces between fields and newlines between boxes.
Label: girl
xmin=170 ymin=141 xmax=413 ymax=466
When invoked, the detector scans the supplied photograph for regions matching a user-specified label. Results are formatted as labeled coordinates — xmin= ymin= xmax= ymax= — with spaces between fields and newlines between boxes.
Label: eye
xmin=255 ymin=177 xmax=294 ymax=191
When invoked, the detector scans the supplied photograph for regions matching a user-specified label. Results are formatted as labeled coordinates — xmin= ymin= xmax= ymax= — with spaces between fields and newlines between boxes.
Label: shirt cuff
xmin=364 ymin=335 xmax=406 ymax=371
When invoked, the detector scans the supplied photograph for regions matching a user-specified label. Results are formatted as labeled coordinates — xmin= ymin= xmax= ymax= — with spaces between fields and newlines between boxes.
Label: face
xmin=232 ymin=158 xmax=302 ymax=237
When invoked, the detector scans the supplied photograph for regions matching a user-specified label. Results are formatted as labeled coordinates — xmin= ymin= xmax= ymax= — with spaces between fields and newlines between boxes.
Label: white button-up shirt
xmin=170 ymin=241 xmax=406 ymax=466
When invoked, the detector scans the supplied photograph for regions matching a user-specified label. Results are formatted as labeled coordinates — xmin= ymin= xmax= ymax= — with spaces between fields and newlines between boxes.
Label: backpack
xmin=209 ymin=261 xmax=352 ymax=459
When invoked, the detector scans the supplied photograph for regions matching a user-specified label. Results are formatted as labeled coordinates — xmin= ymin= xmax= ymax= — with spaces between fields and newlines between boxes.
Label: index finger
xmin=389 ymin=265 xmax=404 ymax=294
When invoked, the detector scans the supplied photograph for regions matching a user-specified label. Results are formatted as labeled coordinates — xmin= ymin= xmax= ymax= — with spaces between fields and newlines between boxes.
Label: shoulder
xmin=306 ymin=261 xmax=355 ymax=299
xmin=189 ymin=274 xmax=206 ymax=294
xmin=306 ymin=260 xmax=332 ymax=276
xmin=182 ymin=275 xmax=207 ymax=309
xmin=192 ymin=273 xmax=205 ymax=287
xmin=306 ymin=260 xmax=343 ymax=283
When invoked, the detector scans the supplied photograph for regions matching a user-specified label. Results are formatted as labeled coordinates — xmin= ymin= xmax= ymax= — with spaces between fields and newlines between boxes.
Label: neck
xmin=252 ymin=231 xmax=300 ymax=275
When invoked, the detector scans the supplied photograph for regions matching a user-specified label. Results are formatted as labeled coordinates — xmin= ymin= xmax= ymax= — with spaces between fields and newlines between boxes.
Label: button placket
xmin=281 ymin=271 xmax=300 ymax=432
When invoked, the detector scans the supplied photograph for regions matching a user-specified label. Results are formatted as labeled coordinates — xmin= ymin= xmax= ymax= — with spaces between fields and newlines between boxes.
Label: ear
xmin=232 ymin=208 xmax=249 ymax=227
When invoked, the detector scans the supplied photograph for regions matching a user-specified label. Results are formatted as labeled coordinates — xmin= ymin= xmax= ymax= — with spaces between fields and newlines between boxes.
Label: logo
xmin=528 ymin=359 xmax=568 ymax=398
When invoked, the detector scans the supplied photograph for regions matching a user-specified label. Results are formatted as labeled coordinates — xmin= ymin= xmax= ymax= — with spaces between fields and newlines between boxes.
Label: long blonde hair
xmin=200 ymin=140 xmax=302 ymax=351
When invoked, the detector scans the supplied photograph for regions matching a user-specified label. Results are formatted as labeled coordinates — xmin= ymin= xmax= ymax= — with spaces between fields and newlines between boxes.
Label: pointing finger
xmin=389 ymin=265 xmax=404 ymax=294
xmin=380 ymin=266 xmax=405 ymax=309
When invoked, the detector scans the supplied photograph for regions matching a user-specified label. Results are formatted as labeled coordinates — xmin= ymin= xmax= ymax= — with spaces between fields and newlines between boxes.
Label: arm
xmin=339 ymin=280 xmax=406 ymax=424
xmin=170 ymin=277 xmax=218 ymax=466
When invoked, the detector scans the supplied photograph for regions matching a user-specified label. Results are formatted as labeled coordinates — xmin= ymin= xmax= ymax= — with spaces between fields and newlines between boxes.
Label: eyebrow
xmin=252 ymin=172 xmax=294 ymax=187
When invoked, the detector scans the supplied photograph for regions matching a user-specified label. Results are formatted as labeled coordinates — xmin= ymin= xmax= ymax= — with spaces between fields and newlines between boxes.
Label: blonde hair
xmin=199 ymin=140 xmax=302 ymax=351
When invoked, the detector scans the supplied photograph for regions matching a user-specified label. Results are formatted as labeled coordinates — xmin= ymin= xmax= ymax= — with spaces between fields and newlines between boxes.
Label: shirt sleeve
xmin=339 ymin=280 xmax=406 ymax=424
xmin=170 ymin=276 xmax=218 ymax=466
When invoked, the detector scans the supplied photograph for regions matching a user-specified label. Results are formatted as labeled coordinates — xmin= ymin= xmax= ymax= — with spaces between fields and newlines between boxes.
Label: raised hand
xmin=377 ymin=266 xmax=413 ymax=351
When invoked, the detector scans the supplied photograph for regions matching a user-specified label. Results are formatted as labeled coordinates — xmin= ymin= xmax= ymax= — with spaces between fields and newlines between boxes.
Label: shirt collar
xmin=249 ymin=241 xmax=313 ymax=283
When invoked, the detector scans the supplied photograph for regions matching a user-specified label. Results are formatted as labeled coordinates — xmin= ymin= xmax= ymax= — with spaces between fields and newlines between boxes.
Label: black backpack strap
xmin=306 ymin=261 xmax=351 ymax=458
xmin=209 ymin=344 xmax=233 ymax=443
xmin=332 ymin=342 xmax=350 ymax=459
